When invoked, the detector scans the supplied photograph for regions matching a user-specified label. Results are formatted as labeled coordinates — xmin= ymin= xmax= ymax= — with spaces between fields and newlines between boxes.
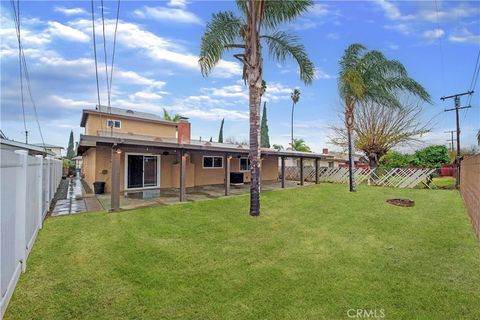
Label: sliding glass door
xmin=127 ymin=154 xmax=159 ymax=189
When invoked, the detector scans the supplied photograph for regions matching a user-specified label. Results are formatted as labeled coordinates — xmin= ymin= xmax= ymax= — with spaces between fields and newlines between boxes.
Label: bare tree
xmin=330 ymin=98 xmax=431 ymax=168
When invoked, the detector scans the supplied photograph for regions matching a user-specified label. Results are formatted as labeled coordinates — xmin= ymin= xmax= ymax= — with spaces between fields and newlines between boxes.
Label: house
xmin=320 ymin=148 xmax=369 ymax=168
xmin=1 ymin=137 xmax=55 ymax=157
xmin=32 ymin=143 xmax=64 ymax=158
xmin=77 ymin=106 xmax=330 ymax=201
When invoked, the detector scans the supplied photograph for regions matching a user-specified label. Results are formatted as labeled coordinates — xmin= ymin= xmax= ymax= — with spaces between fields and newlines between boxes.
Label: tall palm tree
xmin=163 ymin=108 xmax=182 ymax=122
xmin=290 ymin=89 xmax=300 ymax=146
xmin=339 ymin=43 xmax=431 ymax=192
xmin=199 ymin=0 xmax=315 ymax=216
xmin=290 ymin=138 xmax=311 ymax=152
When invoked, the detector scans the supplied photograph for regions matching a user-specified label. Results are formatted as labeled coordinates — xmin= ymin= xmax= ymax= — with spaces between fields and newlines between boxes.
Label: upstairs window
xmin=107 ymin=119 xmax=121 ymax=129
xmin=203 ymin=156 xmax=223 ymax=169
xmin=239 ymin=157 xmax=250 ymax=171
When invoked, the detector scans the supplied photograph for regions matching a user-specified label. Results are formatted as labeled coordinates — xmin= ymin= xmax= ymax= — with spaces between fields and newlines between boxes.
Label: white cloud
xmin=181 ymin=108 xmax=248 ymax=121
xmin=72 ymin=18 xmax=241 ymax=78
xmin=423 ymin=28 xmax=445 ymax=42
xmin=53 ymin=6 xmax=87 ymax=16
xmin=448 ymin=28 xmax=480 ymax=45
xmin=374 ymin=0 xmax=414 ymax=21
xmin=167 ymin=0 xmax=188 ymax=9
xmin=385 ymin=23 xmax=414 ymax=35
xmin=314 ymin=69 xmax=334 ymax=80
xmin=418 ymin=5 xmax=479 ymax=23
xmin=48 ymin=95 xmax=93 ymax=109
xmin=133 ymin=6 xmax=202 ymax=25
xmin=308 ymin=3 xmax=330 ymax=16
xmin=47 ymin=21 xmax=90 ymax=42
xmin=326 ymin=33 xmax=339 ymax=40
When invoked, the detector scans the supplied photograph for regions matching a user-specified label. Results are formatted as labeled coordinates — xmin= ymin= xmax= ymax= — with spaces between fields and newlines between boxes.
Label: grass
xmin=5 ymin=184 xmax=480 ymax=319
xmin=432 ymin=176 xmax=456 ymax=189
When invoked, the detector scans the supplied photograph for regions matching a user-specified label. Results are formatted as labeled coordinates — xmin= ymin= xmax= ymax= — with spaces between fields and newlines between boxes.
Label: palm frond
xmin=199 ymin=11 xmax=244 ymax=77
xmin=261 ymin=31 xmax=314 ymax=84
xmin=262 ymin=0 xmax=313 ymax=29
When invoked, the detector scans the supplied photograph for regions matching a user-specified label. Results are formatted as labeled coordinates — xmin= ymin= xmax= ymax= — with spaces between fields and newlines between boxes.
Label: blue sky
xmin=1 ymin=0 xmax=479 ymax=153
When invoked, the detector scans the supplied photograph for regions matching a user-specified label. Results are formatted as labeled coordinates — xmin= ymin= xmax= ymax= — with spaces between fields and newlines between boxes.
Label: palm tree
xmin=163 ymin=108 xmax=182 ymax=122
xmin=272 ymin=144 xmax=284 ymax=151
xmin=290 ymin=138 xmax=311 ymax=152
xmin=339 ymin=43 xmax=431 ymax=192
xmin=290 ymin=89 xmax=300 ymax=146
xmin=199 ymin=0 xmax=315 ymax=216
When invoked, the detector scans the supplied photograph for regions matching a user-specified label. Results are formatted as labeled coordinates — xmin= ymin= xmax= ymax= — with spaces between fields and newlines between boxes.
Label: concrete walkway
xmin=51 ymin=176 xmax=102 ymax=216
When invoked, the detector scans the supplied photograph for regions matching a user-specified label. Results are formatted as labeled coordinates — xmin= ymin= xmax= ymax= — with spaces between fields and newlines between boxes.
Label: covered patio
xmin=78 ymin=134 xmax=330 ymax=211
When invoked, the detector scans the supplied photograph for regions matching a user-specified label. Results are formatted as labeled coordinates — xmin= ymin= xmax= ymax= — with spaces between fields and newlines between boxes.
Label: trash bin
xmin=93 ymin=181 xmax=105 ymax=194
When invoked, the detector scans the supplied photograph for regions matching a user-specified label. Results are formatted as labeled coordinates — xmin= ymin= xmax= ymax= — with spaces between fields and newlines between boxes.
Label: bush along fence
xmin=460 ymin=155 xmax=480 ymax=241
xmin=283 ymin=166 xmax=436 ymax=189
xmin=0 ymin=150 xmax=62 ymax=317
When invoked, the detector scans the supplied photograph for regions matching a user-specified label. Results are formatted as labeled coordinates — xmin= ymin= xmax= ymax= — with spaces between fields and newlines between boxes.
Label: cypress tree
xmin=66 ymin=130 xmax=75 ymax=159
xmin=260 ymin=102 xmax=270 ymax=148
xmin=218 ymin=118 xmax=224 ymax=143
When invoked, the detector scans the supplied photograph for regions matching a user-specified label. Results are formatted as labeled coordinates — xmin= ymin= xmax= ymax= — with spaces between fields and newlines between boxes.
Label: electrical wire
xmin=100 ymin=0 xmax=110 ymax=108
xmin=91 ymin=0 xmax=101 ymax=109
xmin=108 ymin=0 xmax=121 ymax=106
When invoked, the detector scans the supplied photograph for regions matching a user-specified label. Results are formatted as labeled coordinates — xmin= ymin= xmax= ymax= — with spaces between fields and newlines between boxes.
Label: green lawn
xmin=6 ymin=184 xmax=480 ymax=319
xmin=432 ymin=176 xmax=456 ymax=189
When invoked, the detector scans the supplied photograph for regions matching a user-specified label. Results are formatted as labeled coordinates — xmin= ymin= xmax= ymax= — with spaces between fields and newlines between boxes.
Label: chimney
xmin=177 ymin=121 xmax=191 ymax=144
xmin=322 ymin=148 xmax=329 ymax=155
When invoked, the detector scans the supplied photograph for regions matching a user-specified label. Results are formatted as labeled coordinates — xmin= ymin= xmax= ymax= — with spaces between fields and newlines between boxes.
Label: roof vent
xmin=126 ymin=109 xmax=134 ymax=114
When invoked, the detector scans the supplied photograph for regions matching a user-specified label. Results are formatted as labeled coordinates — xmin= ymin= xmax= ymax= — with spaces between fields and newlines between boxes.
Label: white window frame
xmin=239 ymin=157 xmax=250 ymax=172
xmin=124 ymin=152 xmax=161 ymax=190
xmin=107 ymin=119 xmax=121 ymax=129
xmin=202 ymin=156 xmax=223 ymax=169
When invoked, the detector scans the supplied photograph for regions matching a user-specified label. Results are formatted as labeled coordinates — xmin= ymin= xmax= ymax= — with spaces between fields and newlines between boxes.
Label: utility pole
xmin=444 ymin=130 xmax=456 ymax=151
xmin=25 ymin=130 xmax=28 ymax=144
xmin=441 ymin=91 xmax=473 ymax=189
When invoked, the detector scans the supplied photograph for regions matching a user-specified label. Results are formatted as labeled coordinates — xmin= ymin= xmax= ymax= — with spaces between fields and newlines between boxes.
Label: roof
xmin=1 ymin=138 xmax=55 ymax=155
xmin=33 ymin=143 xmax=64 ymax=149
xmin=78 ymin=133 xmax=333 ymax=159
xmin=80 ymin=106 xmax=179 ymax=127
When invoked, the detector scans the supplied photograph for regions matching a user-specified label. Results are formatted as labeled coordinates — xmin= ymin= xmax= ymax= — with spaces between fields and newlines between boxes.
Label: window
xmin=107 ymin=119 xmax=121 ymax=128
xmin=239 ymin=157 xmax=250 ymax=171
xmin=203 ymin=156 xmax=223 ymax=168
xmin=328 ymin=162 xmax=334 ymax=168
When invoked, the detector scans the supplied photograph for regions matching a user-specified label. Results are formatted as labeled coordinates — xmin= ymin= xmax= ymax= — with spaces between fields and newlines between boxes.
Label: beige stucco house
xmin=77 ymin=106 xmax=331 ymax=196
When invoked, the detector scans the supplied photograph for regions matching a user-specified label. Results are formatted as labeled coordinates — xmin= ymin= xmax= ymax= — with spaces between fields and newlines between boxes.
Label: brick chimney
xmin=177 ymin=121 xmax=191 ymax=144
xmin=322 ymin=148 xmax=329 ymax=155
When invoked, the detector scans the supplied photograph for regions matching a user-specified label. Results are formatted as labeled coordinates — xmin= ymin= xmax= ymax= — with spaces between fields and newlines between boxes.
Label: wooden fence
xmin=460 ymin=155 xmax=480 ymax=240
xmin=0 ymin=150 xmax=62 ymax=317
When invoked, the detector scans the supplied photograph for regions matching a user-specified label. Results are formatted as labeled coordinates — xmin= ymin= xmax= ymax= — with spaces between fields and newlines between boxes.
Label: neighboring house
xmin=320 ymin=148 xmax=369 ymax=168
xmin=77 ymin=106 xmax=330 ymax=193
xmin=33 ymin=143 xmax=64 ymax=158
xmin=72 ymin=156 xmax=83 ymax=170
xmin=1 ymin=138 xmax=54 ymax=157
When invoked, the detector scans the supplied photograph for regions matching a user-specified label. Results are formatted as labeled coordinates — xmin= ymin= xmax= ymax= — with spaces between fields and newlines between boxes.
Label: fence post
xmin=14 ymin=150 xmax=28 ymax=273
xmin=36 ymin=155 xmax=44 ymax=229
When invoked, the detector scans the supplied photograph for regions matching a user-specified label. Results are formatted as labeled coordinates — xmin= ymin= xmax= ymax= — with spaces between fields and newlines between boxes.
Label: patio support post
xmin=300 ymin=157 xmax=304 ymax=186
xmin=224 ymin=154 xmax=231 ymax=196
xmin=111 ymin=147 xmax=121 ymax=212
xmin=315 ymin=158 xmax=319 ymax=184
xmin=179 ymin=149 xmax=186 ymax=202
xmin=281 ymin=156 xmax=285 ymax=188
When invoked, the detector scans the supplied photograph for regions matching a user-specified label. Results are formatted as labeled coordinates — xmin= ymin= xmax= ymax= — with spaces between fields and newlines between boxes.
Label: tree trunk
xmin=291 ymin=102 xmax=294 ymax=148
xmin=345 ymin=99 xmax=356 ymax=192
xmin=247 ymin=0 xmax=262 ymax=216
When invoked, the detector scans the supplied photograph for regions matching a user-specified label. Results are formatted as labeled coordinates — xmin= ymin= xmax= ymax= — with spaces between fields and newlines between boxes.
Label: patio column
xmin=281 ymin=156 xmax=285 ymax=188
xmin=315 ymin=158 xmax=319 ymax=184
xmin=224 ymin=154 xmax=231 ymax=196
xmin=111 ymin=147 xmax=121 ymax=212
xmin=300 ymin=157 xmax=304 ymax=186
xmin=179 ymin=150 xmax=186 ymax=202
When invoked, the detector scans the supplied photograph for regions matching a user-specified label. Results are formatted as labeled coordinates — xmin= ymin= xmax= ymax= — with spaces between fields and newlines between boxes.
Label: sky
xmin=1 ymin=0 xmax=479 ymax=154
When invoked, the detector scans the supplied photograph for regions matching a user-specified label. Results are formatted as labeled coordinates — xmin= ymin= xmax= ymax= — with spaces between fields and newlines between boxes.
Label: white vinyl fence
xmin=283 ymin=166 xmax=436 ymax=189
xmin=1 ymin=150 xmax=62 ymax=317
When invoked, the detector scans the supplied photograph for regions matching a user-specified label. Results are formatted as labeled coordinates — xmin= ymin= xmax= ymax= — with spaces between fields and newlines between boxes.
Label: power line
xmin=100 ymin=0 xmax=110 ymax=108
xmin=108 ymin=0 xmax=121 ymax=105
xmin=91 ymin=0 xmax=101 ymax=109
xmin=10 ymin=0 xmax=27 ymax=143
xmin=463 ymin=49 xmax=480 ymax=121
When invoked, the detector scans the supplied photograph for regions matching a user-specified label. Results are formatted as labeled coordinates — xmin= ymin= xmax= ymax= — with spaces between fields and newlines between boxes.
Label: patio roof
xmin=78 ymin=133 xmax=333 ymax=159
